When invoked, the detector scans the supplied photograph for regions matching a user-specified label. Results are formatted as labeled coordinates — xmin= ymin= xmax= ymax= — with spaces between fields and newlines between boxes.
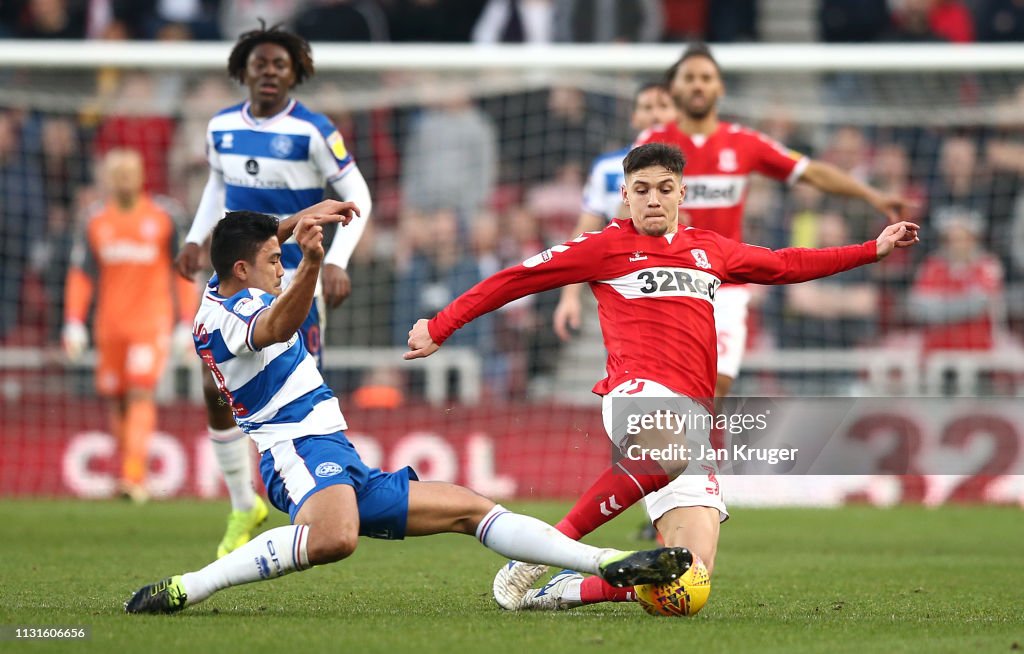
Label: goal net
xmin=1 ymin=42 xmax=1022 ymax=504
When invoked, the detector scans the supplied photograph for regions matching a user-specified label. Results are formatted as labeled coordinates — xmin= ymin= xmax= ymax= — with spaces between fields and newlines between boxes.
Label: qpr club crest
xmin=691 ymin=248 xmax=711 ymax=269
xmin=315 ymin=462 xmax=344 ymax=478
xmin=270 ymin=134 xmax=294 ymax=158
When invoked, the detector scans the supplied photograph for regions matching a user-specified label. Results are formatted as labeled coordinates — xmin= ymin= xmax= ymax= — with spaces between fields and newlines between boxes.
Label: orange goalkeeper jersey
xmin=65 ymin=194 xmax=195 ymax=340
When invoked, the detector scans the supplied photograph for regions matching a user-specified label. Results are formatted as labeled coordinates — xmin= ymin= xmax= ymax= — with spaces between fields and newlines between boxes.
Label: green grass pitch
xmin=1 ymin=500 xmax=1021 ymax=654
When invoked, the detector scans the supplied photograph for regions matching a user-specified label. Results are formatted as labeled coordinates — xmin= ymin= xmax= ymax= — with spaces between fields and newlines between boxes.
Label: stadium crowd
xmin=0 ymin=2 xmax=1022 ymax=402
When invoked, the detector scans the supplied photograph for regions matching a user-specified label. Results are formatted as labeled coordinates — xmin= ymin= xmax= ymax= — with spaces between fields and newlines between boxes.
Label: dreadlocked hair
xmin=227 ymin=19 xmax=315 ymax=85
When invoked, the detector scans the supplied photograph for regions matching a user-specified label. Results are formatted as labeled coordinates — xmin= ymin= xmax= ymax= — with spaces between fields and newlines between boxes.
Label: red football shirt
xmin=429 ymin=219 xmax=876 ymax=407
xmin=635 ymin=121 xmax=808 ymax=243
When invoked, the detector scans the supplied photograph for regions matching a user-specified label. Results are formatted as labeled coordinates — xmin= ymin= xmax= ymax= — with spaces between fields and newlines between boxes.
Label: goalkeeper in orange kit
xmin=63 ymin=148 xmax=196 ymax=502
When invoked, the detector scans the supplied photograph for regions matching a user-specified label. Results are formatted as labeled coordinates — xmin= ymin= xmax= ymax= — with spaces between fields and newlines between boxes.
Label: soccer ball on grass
xmin=634 ymin=555 xmax=711 ymax=616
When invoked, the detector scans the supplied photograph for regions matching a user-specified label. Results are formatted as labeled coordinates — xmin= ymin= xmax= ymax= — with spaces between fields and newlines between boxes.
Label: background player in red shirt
xmin=406 ymin=143 xmax=919 ymax=610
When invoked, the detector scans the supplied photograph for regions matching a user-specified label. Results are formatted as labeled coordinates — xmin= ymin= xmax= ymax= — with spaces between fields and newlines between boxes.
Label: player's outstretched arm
xmin=250 ymin=215 xmax=338 ymax=349
xmin=800 ymin=159 xmax=915 ymax=223
xmin=723 ymin=221 xmax=919 ymax=286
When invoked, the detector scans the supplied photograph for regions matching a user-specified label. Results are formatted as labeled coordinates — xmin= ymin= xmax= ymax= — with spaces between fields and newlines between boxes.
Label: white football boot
xmin=519 ymin=570 xmax=585 ymax=611
xmin=492 ymin=560 xmax=549 ymax=610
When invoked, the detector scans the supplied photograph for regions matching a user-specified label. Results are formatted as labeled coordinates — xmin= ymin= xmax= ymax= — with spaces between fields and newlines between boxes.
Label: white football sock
xmin=180 ymin=525 xmax=309 ymax=606
xmin=475 ymin=505 xmax=614 ymax=575
xmin=209 ymin=426 xmax=255 ymax=511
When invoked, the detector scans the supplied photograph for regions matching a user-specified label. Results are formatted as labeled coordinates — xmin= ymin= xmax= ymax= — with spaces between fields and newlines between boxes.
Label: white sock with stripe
xmin=209 ymin=425 xmax=255 ymax=511
xmin=475 ymin=505 xmax=614 ymax=575
xmin=180 ymin=525 xmax=309 ymax=606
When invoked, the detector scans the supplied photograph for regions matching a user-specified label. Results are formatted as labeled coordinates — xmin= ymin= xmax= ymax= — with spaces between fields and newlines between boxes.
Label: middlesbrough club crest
xmin=691 ymin=248 xmax=711 ymax=269
xmin=718 ymin=148 xmax=738 ymax=172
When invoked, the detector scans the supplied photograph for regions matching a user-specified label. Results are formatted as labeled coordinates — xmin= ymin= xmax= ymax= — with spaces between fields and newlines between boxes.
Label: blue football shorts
xmin=260 ymin=431 xmax=418 ymax=540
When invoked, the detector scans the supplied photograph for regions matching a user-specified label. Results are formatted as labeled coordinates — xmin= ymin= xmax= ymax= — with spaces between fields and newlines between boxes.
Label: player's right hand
xmin=175 ymin=242 xmax=203 ymax=280
xmin=295 ymin=215 xmax=326 ymax=263
xmin=404 ymin=319 xmax=439 ymax=360
xmin=553 ymin=291 xmax=583 ymax=342
xmin=875 ymin=221 xmax=920 ymax=260
xmin=62 ymin=322 xmax=89 ymax=362
xmin=292 ymin=199 xmax=360 ymax=227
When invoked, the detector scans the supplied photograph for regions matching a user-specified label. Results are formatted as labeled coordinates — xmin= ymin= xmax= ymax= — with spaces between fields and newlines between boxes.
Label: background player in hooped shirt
xmin=124 ymin=199 xmax=692 ymax=615
xmin=405 ymin=143 xmax=920 ymax=610
xmin=174 ymin=24 xmax=374 ymax=559
xmin=552 ymin=81 xmax=677 ymax=341
xmin=63 ymin=148 xmax=197 ymax=503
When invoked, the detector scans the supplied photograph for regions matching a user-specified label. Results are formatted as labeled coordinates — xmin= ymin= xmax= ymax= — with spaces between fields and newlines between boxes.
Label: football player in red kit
xmin=406 ymin=142 xmax=919 ymax=610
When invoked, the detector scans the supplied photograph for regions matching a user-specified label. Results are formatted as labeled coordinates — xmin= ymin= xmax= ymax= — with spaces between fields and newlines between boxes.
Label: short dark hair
xmin=623 ymin=143 xmax=686 ymax=178
xmin=664 ymin=42 xmax=721 ymax=86
xmin=227 ymin=20 xmax=315 ymax=86
xmin=210 ymin=211 xmax=280 ymax=280
xmin=634 ymin=80 xmax=668 ymax=108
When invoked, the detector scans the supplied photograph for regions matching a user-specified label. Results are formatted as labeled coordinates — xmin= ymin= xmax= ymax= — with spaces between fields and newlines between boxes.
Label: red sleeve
xmin=720 ymin=237 xmax=877 ymax=285
xmin=748 ymin=130 xmax=808 ymax=185
xmin=428 ymin=231 xmax=608 ymax=345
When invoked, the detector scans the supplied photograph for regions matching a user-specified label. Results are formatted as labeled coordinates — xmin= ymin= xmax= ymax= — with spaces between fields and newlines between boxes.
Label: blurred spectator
xmin=93 ymin=72 xmax=177 ymax=196
xmin=31 ymin=114 xmax=91 ymax=341
xmin=819 ymin=0 xmax=890 ymax=41
xmin=927 ymin=135 xmax=993 ymax=254
xmin=384 ymin=0 xmax=483 ymax=42
xmin=819 ymin=126 xmax=876 ymax=236
xmin=522 ymin=86 xmax=607 ymax=185
xmin=12 ymin=0 xmax=87 ymax=38
xmin=909 ymin=208 xmax=1004 ymax=354
xmin=85 ymin=0 xmax=155 ymax=39
xmin=884 ymin=0 xmax=975 ymax=42
xmin=552 ymin=0 xmax=662 ymax=43
xmin=871 ymin=142 xmax=927 ymax=222
xmin=293 ymin=0 xmax=389 ymax=41
xmin=0 ymin=109 xmax=46 ymax=340
xmin=782 ymin=212 xmax=880 ymax=349
xmin=400 ymin=81 xmax=497 ymax=221
xmin=392 ymin=208 xmax=491 ymax=352
xmin=472 ymin=0 xmax=552 ymax=43
xmin=218 ymin=1 xmax=298 ymax=41
xmin=976 ymin=0 xmax=1024 ymax=41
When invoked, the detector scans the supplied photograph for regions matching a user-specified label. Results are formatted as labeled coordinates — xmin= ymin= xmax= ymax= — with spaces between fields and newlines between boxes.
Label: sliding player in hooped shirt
xmin=124 ymin=199 xmax=692 ymax=614
xmin=174 ymin=24 xmax=373 ymax=559
xmin=405 ymin=143 xmax=919 ymax=610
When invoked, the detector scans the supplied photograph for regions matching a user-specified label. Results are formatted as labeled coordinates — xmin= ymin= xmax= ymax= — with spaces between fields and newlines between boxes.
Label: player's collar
xmin=240 ymin=98 xmax=297 ymax=129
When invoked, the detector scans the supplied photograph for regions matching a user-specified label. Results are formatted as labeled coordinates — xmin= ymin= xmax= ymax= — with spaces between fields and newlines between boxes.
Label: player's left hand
xmin=404 ymin=319 xmax=439 ymax=360
xmin=868 ymin=192 xmax=916 ymax=224
xmin=322 ymin=264 xmax=351 ymax=308
xmin=876 ymin=221 xmax=920 ymax=260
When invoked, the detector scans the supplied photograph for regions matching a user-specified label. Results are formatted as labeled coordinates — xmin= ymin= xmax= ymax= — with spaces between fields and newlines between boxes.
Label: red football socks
xmin=555 ymin=457 xmax=668 ymax=540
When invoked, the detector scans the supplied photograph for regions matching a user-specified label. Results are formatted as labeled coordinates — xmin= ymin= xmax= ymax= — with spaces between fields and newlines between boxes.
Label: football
xmin=634 ymin=555 xmax=711 ymax=617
